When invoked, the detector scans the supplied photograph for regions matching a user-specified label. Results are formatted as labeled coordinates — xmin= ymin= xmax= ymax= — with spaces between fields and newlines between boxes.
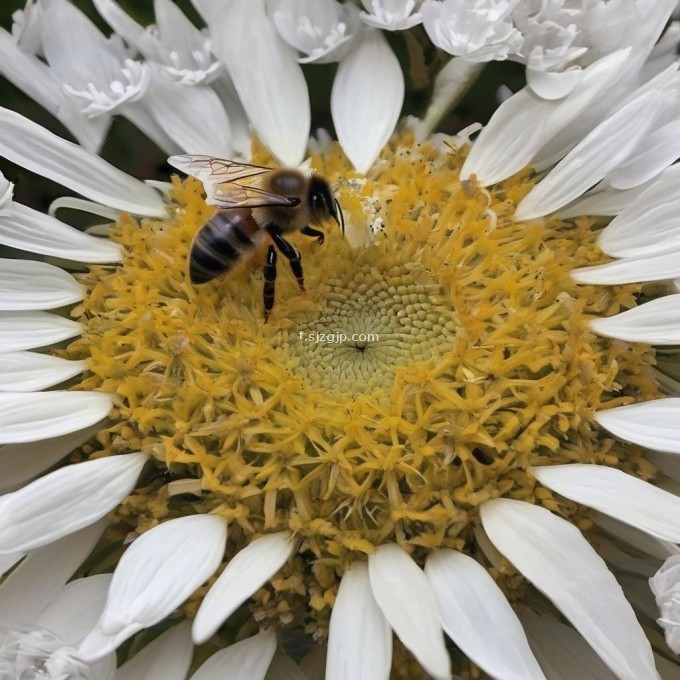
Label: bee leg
xmin=263 ymin=244 xmax=277 ymax=322
xmin=301 ymin=226 xmax=324 ymax=245
xmin=268 ymin=228 xmax=305 ymax=292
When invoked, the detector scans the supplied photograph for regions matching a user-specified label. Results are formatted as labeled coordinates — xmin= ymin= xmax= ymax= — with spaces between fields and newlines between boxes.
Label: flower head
xmin=2 ymin=1 xmax=680 ymax=679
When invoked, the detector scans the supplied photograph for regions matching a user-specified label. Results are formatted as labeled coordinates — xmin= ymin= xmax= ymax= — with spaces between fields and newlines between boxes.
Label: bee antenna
xmin=334 ymin=199 xmax=345 ymax=236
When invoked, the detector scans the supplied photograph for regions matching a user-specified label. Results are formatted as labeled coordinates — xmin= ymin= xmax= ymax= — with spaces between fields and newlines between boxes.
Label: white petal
xmin=526 ymin=67 xmax=583 ymax=100
xmin=0 ymin=169 xmax=13 ymax=215
xmin=0 ymin=421 xmax=104 ymax=494
xmin=0 ymin=202 xmax=122 ymax=263
xmin=0 ymin=107 xmax=166 ymax=216
xmin=592 ymin=512 xmax=680 ymax=561
xmin=425 ymin=550 xmax=545 ymax=680
xmin=331 ymin=29 xmax=403 ymax=174
xmin=92 ymin=0 xmax=147 ymax=50
xmin=0 ymin=351 xmax=86 ymax=392
xmin=0 ymin=552 xmax=23 ymax=578
xmin=0 ymin=520 xmax=106 ymax=625
xmin=144 ymin=70 xmax=231 ymax=156
xmin=480 ymin=499 xmax=657 ymax=680
xmin=212 ymin=0 xmax=309 ymax=166
xmin=0 ymin=258 xmax=83 ymax=311
xmin=534 ymin=464 xmax=680 ymax=543
xmin=327 ymin=562 xmax=391 ymax=680
xmin=368 ymin=544 xmax=450 ymax=680
xmin=589 ymin=296 xmax=680 ymax=344
xmin=0 ymin=310 xmax=81 ymax=351
xmin=558 ymin=182 xmax=653 ymax=219
xmin=515 ymin=88 xmax=673 ymax=221
xmin=190 ymin=630 xmax=276 ymax=680
xmin=461 ymin=49 xmax=632 ymax=186
xmin=38 ymin=574 xmax=113 ymax=644
xmin=598 ymin=165 xmax=680 ymax=258
xmin=647 ymin=451 xmax=680 ymax=484
xmin=193 ymin=531 xmax=294 ymax=644
xmin=571 ymin=251 xmax=680 ymax=285
xmin=113 ymin=621 xmax=193 ymax=680
xmin=520 ymin=610 xmax=619 ymax=680
xmin=0 ymin=452 xmax=147 ymax=555
xmin=595 ymin=399 xmax=680 ymax=453
xmin=606 ymin=119 xmax=680 ymax=190
xmin=79 ymin=514 xmax=227 ymax=661
xmin=0 ymin=391 xmax=112 ymax=444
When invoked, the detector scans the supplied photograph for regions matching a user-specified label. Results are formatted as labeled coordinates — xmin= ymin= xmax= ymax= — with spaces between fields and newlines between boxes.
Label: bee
xmin=168 ymin=155 xmax=344 ymax=320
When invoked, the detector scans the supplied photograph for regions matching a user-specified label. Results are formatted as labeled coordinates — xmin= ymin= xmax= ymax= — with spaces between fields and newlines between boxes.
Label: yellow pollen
xmin=66 ymin=133 xmax=659 ymax=652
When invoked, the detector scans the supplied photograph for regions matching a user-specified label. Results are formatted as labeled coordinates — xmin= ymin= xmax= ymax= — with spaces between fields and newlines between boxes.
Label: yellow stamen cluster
xmin=67 ymin=134 xmax=658 ymax=640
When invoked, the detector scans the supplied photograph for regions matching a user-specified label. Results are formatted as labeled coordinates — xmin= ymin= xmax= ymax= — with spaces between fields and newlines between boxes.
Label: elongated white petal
xmin=193 ymin=531 xmax=294 ymax=644
xmin=38 ymin=574 xmax=113 ymax=645
xmin=0 ymin=520 xmax=106 ymax=625
xmin=368 ymin=544 xmax=450 ymax=680
xmin=593 ymin=512 xmax=680 ymax=561
xmin=212 ymin=0 xmax=309 ymax=166
xmin=607 ymin=119 xmax=680 ymax=190
xmin=0 ymin=169 xmax=13 ymax=215
xmin=0 ymin=107 xmax=165 ymax=216
xmin=571 ymin=251 xmax=680 ymax=285
xmin=534 ymin=464 xmax=680 ymax=543
xmin=0 ymin=453 xmax=146 ymax=555
xmin=92 ymin=0 xmax=146 ymax=49
xmin=190 ymin=630 xmax=276 ymax=680
xmin=480 ymin=499 xmax=656 ymax=680
xmin=589 ymin=296 xmax=680 ymax=344
xmin=558 ymin=182 xmax=653 ymax=219
xmin=0 ymin=351 xmax=86 ymax=392
xmin=327 ymin=562 xmax=391 ymax=680
xmin=0 ymin=552 xmax=23 ymax=578
xmin=331 ymin=29 xmax=404 ymax=174
xmin=520 ymin=611 xmax=619 ymax=680
xmin=598 ymin=165 xmax=680 ymax=258
xmin=144 ymin=70 xmax=231 ymax=156
xmin=0 ymin=391 xmax=112 ymax=444
xmin=79 ymin=514 xmax=227 ymax=661
xmin=113 ymin=621 xmax=193 ymax=680
xmin=595 ymin=399 xmax=680 ymax=453
xmin=0 ymin=202 xmax=122 ymax=263
xmin=0 ymin=258 xmax=83 ymax=311
xmin=515 ymin=88 xmax=673 ymax=220
xmin=425 ymin=550 xmax=545 ymax=680
xmin=0 ymin=310 xmax=81 ymax=352
xmin=461 ymin=49 xmax=631 ymax=185
xmin=0 ymin=422 xmax=102 ymax=494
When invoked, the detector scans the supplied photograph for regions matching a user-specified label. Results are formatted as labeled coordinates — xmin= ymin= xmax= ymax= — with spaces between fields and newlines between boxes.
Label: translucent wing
xmin=167 ymin=154 xmax=298 ymax=209
xmin=168 ymin=154 xmax=272 ymax=184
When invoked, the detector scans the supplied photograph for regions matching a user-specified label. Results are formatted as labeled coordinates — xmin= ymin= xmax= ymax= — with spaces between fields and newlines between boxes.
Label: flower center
xmin=286 ymin=254 xmax=457 ymax=394
xmin=66 ymin=134 xmax=658 ymax=640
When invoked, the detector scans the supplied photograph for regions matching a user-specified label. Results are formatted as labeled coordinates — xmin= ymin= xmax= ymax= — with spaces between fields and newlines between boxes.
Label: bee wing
xmin=168 ymin=154 xmax=298 ymax=209
xmin=167 ymin=154 xmax=272 ymax=184
xmin=210 ymin=183 xmax=300 ymax=209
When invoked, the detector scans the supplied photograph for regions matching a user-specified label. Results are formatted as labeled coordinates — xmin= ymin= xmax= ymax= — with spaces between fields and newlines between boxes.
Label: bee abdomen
xmin=189 ymin=210 xmax=259 ymax=284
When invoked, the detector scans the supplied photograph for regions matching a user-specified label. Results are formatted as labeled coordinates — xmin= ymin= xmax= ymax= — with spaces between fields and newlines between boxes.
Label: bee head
xmin=309 ymin=176 xmax=344 ymax=235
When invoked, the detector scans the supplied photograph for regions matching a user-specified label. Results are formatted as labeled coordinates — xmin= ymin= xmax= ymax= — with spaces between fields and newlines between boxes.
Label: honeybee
xmin=168 ymin=155 xmax=344 ymax=320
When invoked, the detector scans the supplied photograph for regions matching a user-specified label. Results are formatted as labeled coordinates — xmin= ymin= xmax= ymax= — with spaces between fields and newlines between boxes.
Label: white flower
xmin=421 ymin=0 xmax=523 ymax=62
xmin=651 ymin=555 xmax=680 ymax=652
xmin=359 ymin=0 xmax=423 ymax=31
xmin=2 ymin=2 xmax=680 ymax=679
xmin=0 ymin=523 xmax=116 ymax=680
xmin=271 ymin=0 xmax=361 ymax=64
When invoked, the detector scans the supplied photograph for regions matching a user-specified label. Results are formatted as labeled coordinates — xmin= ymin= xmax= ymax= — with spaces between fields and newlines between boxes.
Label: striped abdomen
xmin=189 ymin=208 xmax=262 ymax=284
